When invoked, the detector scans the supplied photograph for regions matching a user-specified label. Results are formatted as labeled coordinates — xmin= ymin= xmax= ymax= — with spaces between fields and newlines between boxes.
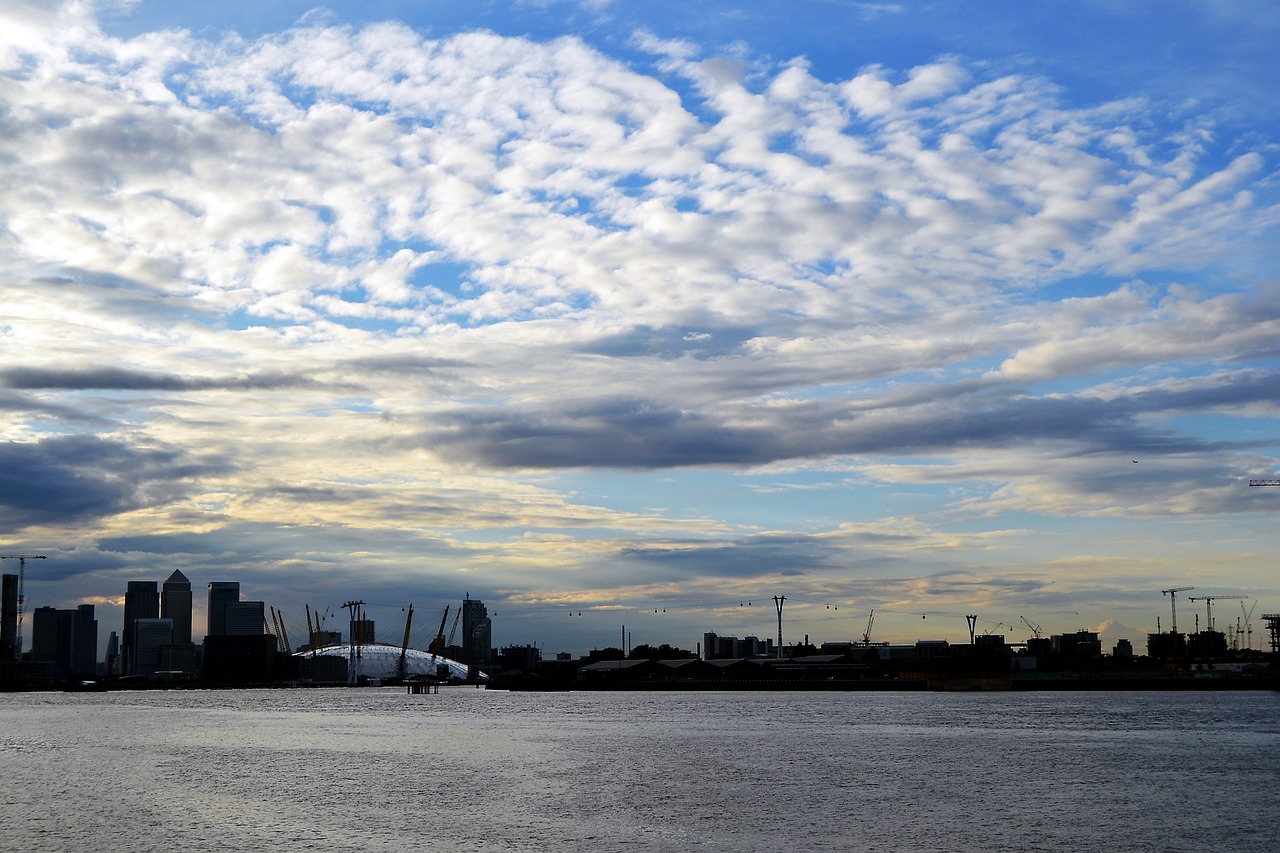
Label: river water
xmin=1 ymin=687 xmax=1276 ymax=852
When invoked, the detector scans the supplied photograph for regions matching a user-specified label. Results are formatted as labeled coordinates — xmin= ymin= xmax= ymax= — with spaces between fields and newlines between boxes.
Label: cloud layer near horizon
xmin=2 ymin=1 xmax=1277 ymax=650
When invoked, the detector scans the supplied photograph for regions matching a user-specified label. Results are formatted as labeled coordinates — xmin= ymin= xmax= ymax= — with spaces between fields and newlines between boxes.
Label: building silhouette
xmin=131 ymin=618 xmax=174 ymax=677
xmin=162 ymin=570 xmax=192 ymax=645
xmin=71 ymin=604 xmax=97 ymax=677
xmin=225 ymin=600 xmax=265 ymax=635
xmin=202 ymin=582 xmax=275 ymax=683
xmin=105 ymin=631 xmax=119 ymax=675
xmin=1 ymin=574 xmax=16 ymax=661
xmin=30 ymin=603 xmax=97 ymax=680
xmin=206 ymin=582 xmax=240 ymax=636
xmin=461 ymin=594 xmax=491 ymax=679
xmin=122 ymin=581 xmax=159 ymax=675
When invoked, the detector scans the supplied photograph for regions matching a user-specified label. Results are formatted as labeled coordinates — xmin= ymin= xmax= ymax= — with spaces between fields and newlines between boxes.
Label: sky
xmin=2 ymin=0 xmax=1278 ymax=659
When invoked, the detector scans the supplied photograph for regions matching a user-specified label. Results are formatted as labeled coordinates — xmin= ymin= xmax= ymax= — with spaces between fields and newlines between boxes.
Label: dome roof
xmin=295 ymin=643 xmax=484 ymax=681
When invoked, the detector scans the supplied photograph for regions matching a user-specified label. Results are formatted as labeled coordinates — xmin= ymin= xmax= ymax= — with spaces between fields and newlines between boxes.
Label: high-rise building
xmin=30 ymin=604 xmax=97 ymax=680
xmin=1 ymin=574 xmax=17 ymax=661
xmin=105 ymin=631 xmax=119 ymax=676
xmin=206 ymin=582 xmax=240 ymax=637
xmin=132 ymin=618 xmax=173 ymax=676
xmin=122 ymin=581 xmax=159 ymax=675
xmin=162 ymin=570 xmax=192 ymax=645
xmin=225 ymin=600 xmax=265 ymax=635
xmin=71 ymin=604 xmax=96 ymax=678
xmin=30 ymin=606 xmax=62 ymax=667
xmin=460 ymin=594 xmax=491 ymax=678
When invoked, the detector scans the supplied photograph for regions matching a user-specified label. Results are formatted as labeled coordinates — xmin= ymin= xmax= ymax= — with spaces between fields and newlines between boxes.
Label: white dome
xmin=296 ymin=643 xmax=484 ymax=681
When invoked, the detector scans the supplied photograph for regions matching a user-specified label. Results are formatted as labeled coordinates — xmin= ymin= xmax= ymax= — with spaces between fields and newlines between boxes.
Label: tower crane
xmin=1020 ymin=616 xmax=1043 ymax=639
xmin=1161 ymin=586 xmax=1194 ymax=634
xmin=1241 ymin=600 xmax=1259 ymax=651
xmin=1187 ymin=595 xmax=1248 ymax=633
xmin=1248 ymin=479 xmax=1280 ymax=486
xmin=1 ymin=554 xmax=46 ymax=660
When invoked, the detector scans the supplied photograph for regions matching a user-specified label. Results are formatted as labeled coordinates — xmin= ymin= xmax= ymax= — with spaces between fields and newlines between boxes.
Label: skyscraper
xmin=71 ymin=604 xmax=97 ymax=678
xmin=206 ymin=582 xmax=239 ymax=637
xmin=224 ymin=600 xmax=265 ymax=635
xmin=162 ymin=570 xmax=192 ymax=645
xmin=105 ymin=631 xmax=119 ymax=676
xmin=132 ymin=618 xmax=173 ymax=676
xmin=30 ymin=604 xmax=97 ymax=680
xmin=1 ymin=574 xmax=16 ymax=661
xmin=122 ymin=581 xmax=159 ymax=675
xmin=460 ymin=594 xmax=491 ymax=679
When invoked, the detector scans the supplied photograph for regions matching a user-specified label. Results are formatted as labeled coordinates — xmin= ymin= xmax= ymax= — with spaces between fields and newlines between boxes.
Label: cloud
xmin=1 ymin=3 xmax=1277 ymax=652
xmin=0 ymin=366 xmax=311 ymax=391
xmin=0 ymin=435 xmax=225 ymax=528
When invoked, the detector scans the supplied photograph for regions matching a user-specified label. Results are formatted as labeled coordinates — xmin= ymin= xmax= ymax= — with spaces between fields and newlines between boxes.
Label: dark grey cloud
xmin=0 ymin=366 xmax=311 ymax=391
xmin=344 ymin=355 xmax=473 ymax=372
xmin=576 ymin=324 xmax=762 ymax=360
xmin=411 ymin=376 xmax=1265 ymax=470
xmin=418 ymin=396 xmax=785 ymax=468
xmin=0 ymin=435 xmax=226 ymax=528
xmin=614 ymin=532 xmax=838 ymax=580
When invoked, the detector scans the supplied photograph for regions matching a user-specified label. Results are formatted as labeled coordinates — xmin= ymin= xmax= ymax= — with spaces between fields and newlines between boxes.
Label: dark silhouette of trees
xmin=583 ymin=647 xmax=625 ymax=664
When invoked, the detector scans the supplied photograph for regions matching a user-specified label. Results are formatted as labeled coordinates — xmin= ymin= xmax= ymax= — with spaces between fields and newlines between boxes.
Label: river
xmin=1 ymin=687 xmax=1276 ymax=852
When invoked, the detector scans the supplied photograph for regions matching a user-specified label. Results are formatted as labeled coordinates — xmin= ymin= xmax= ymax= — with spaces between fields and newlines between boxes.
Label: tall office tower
xmin=71 ymin=604 xmax=97 ymax=678
xmin=105 ymin=631 xmax=119 ymax=676
xmin=30 ymin=606 xmax=61 ymax=665
xmin=1 ymin=574 xmax=16 ymax=661
xmin=206 ymin=582 xmax=240 ymax=637
xmin=460 ymin=594 xmax=491 ymax=676
xmin=122 ymin=581 xmax=159 ymax=675
xmin=224 ymin=600 xmax=265 ymax=635
xmin=162 ymin=570 xmax=193 ymax=645
xmin=132 ymin=618 xmax=173 ymax=676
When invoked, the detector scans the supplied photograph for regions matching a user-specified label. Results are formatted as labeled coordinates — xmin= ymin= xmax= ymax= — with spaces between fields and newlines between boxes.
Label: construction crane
xmin=1248 ymin=479 xmax=1280 ymax=486
xmin=1241 ymin=600 xmax=1259 ymax=650
xmin=1188 ymin=595 xmax=1248 ymax=632
xmin=1020 ymin=616 xmax=1043 ymax=639
xmin=861 ymin=610 xmax=875 ymax=646
xmin=1 ymin=554 xmax=46 ymax=660
xmin=396 ymin=601 xmax=417 ymax=681
xmin=1161 ymin=586 xmax=1194 ymax=634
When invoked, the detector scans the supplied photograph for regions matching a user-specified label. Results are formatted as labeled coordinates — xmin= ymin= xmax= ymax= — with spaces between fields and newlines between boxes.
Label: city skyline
xmin=2 ymin=1 xmax=1278 ymax=658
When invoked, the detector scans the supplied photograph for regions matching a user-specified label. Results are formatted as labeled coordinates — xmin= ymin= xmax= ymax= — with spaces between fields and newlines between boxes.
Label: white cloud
xmin=3 ymin=4 xmax=1278 ymax=650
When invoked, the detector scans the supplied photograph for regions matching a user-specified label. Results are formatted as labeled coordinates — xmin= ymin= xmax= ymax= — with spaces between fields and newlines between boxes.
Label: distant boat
xmin=64 ymin=679 xmax=106 ymax=692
